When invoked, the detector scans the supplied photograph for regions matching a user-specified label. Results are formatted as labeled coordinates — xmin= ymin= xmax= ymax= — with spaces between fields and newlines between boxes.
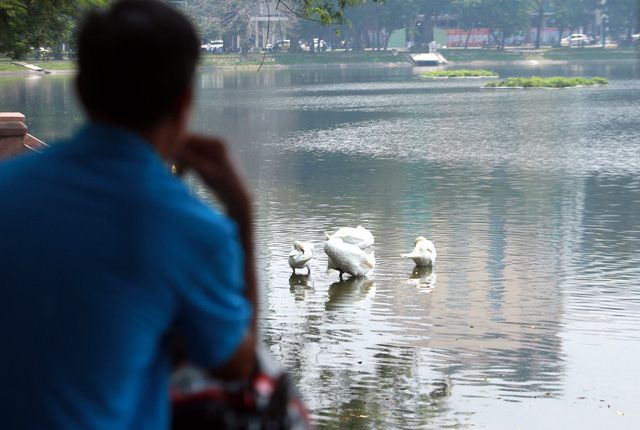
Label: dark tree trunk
xmin=535 ymin=2 xmax=544 ymax=49
xmin=464 ymin=25 xmax=473 ymax=49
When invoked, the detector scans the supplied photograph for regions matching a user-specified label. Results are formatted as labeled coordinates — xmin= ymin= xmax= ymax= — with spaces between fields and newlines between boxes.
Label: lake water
xmin=2 ymin=60 xmax=639 ymax=429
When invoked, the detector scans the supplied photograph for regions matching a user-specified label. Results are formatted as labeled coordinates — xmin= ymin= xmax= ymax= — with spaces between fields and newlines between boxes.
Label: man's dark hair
xmin=76 ymin=0 xmax=200 ymax=129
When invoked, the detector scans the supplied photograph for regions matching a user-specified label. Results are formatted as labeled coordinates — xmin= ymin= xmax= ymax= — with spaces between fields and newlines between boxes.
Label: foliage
xmin=420 ymin=69 xmax=498 ymax=77
xmin=451 ymin=0 xmax=485 ymax=31
xmin=484 ymin=76 xmax=608 ymax=88
xmin=450 ymin=0 xmax=533 ymax=50
xmin=485 ymin=0 xmax=533 ymax=49
xmin=603 ymin=0 xmax=640 ymax=42
xmin=0 ymin=0 xmax=27 ymax=23
xmin=552 ymin=0 xmax=600 ymax=42
xmin=294 ymin=0 xmax=386 ymax=26
xmin=182 ymin=0 xmax=228 ymax=43
xmin=412 ymin=0 xmax=451 ymax=45
xmin=450 ymin=0 xmax=487 ymax=48
xmin=2 ymin=0 xmax=383 ymax=59
xmin=180 ymin=0 xmax=390 ymax=53
xmin=0 ymin=0 xmax=107 ymax=60
xmin=1 ymin=0 xmax=637 ymax=60
xmin=339 ymin=0 xmax=416 ymax=50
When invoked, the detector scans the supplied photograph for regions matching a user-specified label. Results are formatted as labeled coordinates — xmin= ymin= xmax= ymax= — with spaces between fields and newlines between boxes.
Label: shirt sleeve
xmin=173 ymin=214 xmax=253 ymax=369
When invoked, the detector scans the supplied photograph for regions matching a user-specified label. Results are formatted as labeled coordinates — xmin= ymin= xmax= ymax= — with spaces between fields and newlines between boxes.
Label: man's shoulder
xmin=0 ymin=149 xmax=53 ymax=192
xmin=157 ymin=179 xmax=237 ymax=239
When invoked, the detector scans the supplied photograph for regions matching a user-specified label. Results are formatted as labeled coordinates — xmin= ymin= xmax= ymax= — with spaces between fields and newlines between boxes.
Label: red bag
xmin=171 ymin=347 xmax=313 ymax=430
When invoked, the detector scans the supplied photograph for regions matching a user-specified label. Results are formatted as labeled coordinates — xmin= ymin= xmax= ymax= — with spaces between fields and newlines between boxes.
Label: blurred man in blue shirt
xmin=0 ymin=1 xmax=257 ymax=428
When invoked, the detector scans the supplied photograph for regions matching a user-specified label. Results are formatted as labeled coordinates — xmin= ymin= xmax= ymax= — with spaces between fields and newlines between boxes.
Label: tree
xmin=482 ymin=0 xmax=534 ymax=50
xmin=292 ymin=0 xmax=386 ymax=26
xmin=182 ymin=0 xmax=256 ymax=53
xmin=1 ymin=0 xmax=386 ymax=59
xmin=533 ymin=0 xmax=544 ymax=48
xmin=377 ymin=0 xmax=419 ymax=49
xmin=451 ymin=0 xmax=486 ymax=48
xmin=180 ymin=1 xmax=391 ymax=53
xmin=0 ymin=0 xmax=107 ymax=60
xmin=182 ymin=0 xmax=227 ymax=44
xmin=553 ymin=0 xmax=599 ymax=45
xmin=604 ymin=0 xmax=640 ymax=44
xmin=414 ymin=0 xmax=451 ymax=46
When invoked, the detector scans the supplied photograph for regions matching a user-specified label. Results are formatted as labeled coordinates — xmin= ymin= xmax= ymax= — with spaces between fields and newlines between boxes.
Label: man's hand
xmin=175 ymin=135 xmax=252 ymax=225
xmin=175 ymin=135 xmax=258 ymax=380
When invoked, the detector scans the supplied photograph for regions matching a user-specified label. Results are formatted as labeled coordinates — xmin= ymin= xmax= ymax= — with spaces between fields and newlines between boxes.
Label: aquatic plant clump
xmin=420 ymin=69 xmax=498 ymax=78
xmin=484 ymin=76 xmax=608 ymax=88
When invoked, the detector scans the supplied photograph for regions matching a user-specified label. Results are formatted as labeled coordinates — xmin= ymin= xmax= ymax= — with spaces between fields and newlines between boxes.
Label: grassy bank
xmin=0 ymin=61 xmax=26 ymax=72
xmin=440 ymin=46 xmax=639 ymax=62
xmin=421 ymin=69 xmax=498 ymax=77
xmin=2 ymin=51 xmax=408 ymax=72
xmin=32 ymin=61 xmax=77 ymax=70
xmin=200 ymin=50 xmax=409 ymax=68
xmin=2 ymin=46 xmax=637 ymax=74
xmin=0 ymin=58 xmax=75 ymax=72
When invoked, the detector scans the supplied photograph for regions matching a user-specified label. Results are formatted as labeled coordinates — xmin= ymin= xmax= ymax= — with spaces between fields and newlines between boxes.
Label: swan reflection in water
xmin=408 ymin=266 xmax=437 ymax=292
xmin=326 ymin=276 xmax=375 ymax=310
xmin=289 ymin=273 xmax=314 ymax=301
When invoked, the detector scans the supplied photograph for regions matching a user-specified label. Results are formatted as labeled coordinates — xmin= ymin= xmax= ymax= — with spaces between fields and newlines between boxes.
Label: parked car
xmin=30 ymin=46 xmax=53 ymax=60
xmin=269 ymin=40 xmax=290 ymax=52
xmin=561 ymin=34 xmax=591 ymax=46
xmin=300 ymin=38 xmax=327 ymax=52
xmin=201 ymin=40 xmax=224 ymax=54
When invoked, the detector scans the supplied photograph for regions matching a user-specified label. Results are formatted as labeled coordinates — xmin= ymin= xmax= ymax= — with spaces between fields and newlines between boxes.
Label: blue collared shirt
xmin=0 ymin=123 xmax=252 ymax=429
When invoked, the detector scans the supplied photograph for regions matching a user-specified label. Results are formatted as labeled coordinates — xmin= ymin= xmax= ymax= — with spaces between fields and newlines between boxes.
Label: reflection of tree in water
xmin=407 ymin=266 xmax=437 ymax=292
xmin=470 ymin=329 xmax=565 ymax=395
xmin=263 ymin=273 xmax=322 ymax=387
xmin=325 ymin=276 xmax=375 ymax=311
xmin=312 ymin=346 xmax=457 ymax=430
xmin=289 ymin=273 xmax=314 ymax=301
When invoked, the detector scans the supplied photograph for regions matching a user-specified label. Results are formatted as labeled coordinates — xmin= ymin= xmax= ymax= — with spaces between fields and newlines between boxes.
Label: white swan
xmin=324 ymin=225 xmax=374 ymax=249
xmin=401 ymin=236 xmax=437 ymax=267
xmin=324 ymin=237 xmax=375 ymax=279
xmin=288 ymin=241 xmax=314 ymax=274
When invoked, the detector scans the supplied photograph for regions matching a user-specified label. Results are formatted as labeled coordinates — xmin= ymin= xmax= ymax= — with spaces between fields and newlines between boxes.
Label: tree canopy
xmin=296 ymin=0 xmax=386 ymax=26
xmin=1 ymin=0 xmax=389 ymax=59
xmin=1 ymin=0 xmax=637 ymax=60
xmin=0 ymin=0 xmax=107 ymax=59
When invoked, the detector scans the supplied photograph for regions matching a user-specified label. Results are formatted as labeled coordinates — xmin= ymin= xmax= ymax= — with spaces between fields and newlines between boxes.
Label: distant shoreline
xmin=1 ymin=47 xmax=638 ymax=75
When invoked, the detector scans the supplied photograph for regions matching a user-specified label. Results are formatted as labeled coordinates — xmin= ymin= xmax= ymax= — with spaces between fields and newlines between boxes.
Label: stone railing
xmin=0 ymin=112 xmax=49 ymax=160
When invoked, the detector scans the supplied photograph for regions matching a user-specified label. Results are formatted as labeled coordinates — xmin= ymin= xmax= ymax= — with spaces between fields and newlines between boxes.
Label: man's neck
xmin=90 ymin=116 xmax=186 ymax=162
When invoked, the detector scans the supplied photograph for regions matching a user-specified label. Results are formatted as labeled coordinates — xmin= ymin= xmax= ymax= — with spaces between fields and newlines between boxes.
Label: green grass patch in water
xmin=484 ymin=76 xmax=608 ymax=88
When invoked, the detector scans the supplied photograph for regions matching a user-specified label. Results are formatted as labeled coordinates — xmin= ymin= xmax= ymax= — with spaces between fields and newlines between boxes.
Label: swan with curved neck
xmin=288 ymin=241 xmax=314 ymax=274
xmin=324 ymin=225 xmax=374 ymax=249
xmin=325 ymin=236 xmax=375 ymax=279
xmin=401 ymin=236 xmax=437 ymax=267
